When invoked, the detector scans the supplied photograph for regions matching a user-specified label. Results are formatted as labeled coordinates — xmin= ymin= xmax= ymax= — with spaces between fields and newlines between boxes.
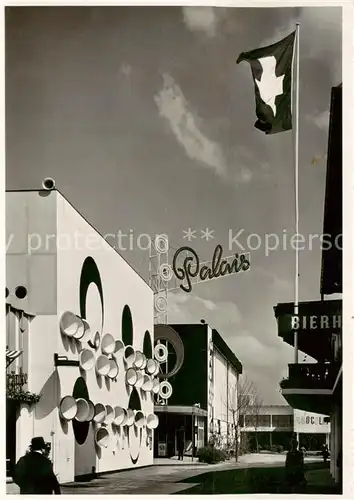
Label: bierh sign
xmin=293 ymin=409 xmax=330 ymax=434
xmin=172 ymin=244 xmax=251 ymax=293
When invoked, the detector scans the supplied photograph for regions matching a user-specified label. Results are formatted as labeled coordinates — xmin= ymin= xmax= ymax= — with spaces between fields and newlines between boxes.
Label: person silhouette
xmin=13 ymin=437 xmax=61 ymax=494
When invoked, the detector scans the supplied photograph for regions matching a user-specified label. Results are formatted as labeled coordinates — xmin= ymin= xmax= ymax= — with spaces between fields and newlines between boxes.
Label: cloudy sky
xmin=6 ymin=6 xmax=342 ymax=403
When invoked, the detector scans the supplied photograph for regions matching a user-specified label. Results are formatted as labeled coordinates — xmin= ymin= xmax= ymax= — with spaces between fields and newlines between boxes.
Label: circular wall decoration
xmin=154 ymin=296 xmax=167 ymax=313
xmin=86 ymin=400 xmax=95 ymax=422
xmin=72 ymin=377 xmax=90 ymax=445
xmin=125 ymin=409 xmax=135 ymax=427
xmin=124 ymin=345 xmax=136 ymax=366
xmin=73 ymin=318 xmax=85 ymax=340
xmin=126 ymin=367 xmax=138 ymax=386
xmin=135 ymin=371 xmax=144 ymax=388
xmin=133 ymin=351 xmax=146 ymax=369
xmin=152 ymin=378 xmax=160 ymax=394
xmin=142 ymin=375 xmax=153 ymax=392
xmin=159 ymin=381 xmax=173 ymax=399
xmin=154 ymin=234 xmax=169 ymax=254
xmin=113 ymin=407 xmax=126 ymax=426
xmin=96 ymin=355 xmax=110 ymax=376
xmin=105 ymin=405 xmax=115 ymax=424
xmin=15 ymin=286 xmax=27 ymax=299
xmin=95 ymin=427 xmax=110 ymax=448
xmin=134 ymin=411 xmax=145 ymax=428
xmin=79 ymin=256 xmax=104 ymax=334
xmin=60 ymin=311 xmax=80 ymax=337
xmin=146 ymin=414 xmax=159 ymax=430
xmin=146 ymin=358 xmax=159 ymax=376
xmin=79 ymin=349 xmax=95 ymax=371
xmin=93 ymin=403 xmax=107 ymax=424
xmin=154 ymin=325 xmax=185 ymax=379
xmin=80 ymin=319 xmax=92 ymax=343
xmin=75 ymin=398 xmax=90 ymax=422
xmin=101 ymin=334 xmax=116 ymax=355
xmin=114 ymin=339 xmax=125 ymax=355
xmin=154 ymin=343 xmax=168 ymax=363
xmin=143 ymin=331 xmax=153 ymax=359
xmin=122 ymin=305 xmax=133 ymax=347
xmin=159 ymin=264 xmax=173 ymax=281
xmin=107 ymin=359 xmax=119 ymax=379
xmin=59 ymin=396 xmax=77 ymax=421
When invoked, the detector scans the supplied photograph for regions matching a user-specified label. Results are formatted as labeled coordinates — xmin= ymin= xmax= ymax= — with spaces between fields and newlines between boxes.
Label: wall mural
xmin=58 ymin=255 xmax=160 ymax=468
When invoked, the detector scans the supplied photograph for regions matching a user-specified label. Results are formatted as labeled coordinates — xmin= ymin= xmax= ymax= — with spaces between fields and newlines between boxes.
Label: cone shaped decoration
xmin=96 ymin=355 xmax=111 ymax=376
xmin=125 ymin=367 xmax=138 ymax=386
xmin=152 ymin=378 xmax=160 ymax=394
xmin=89 ymin=332 xmax=101 ymax=350
xmin=125 ymin=409 xmax=135 ymax=426
xmin=93 ymin=403 xmax=107 ymax=423
xmin=59 ymin=396 xmax=77 ymax=421
xmin=86 ymin=400 xmax=95 ymax=422
xmin=101 ymin=333 xmax=116 ymax=355
xmin=105 ymin=405 xmax=115 ymax=424
xmin=95 ymin=427 xmax=110 ymax=448
xmin=133 ymin=351 xmax=146 ymax=369
xmin=142 ymin=374 xmax=153 ymax=392
xmin=80 ymin=319 xmax=92 ymax=343
xmin=134 ymin=410 xmax=146 ymax=428
xmin=114 ymin=339 xmax=125 ymax=355
xmin=60 ymin=311 xmax=80 ymax=337
xmin=159 ymin=381 xmax=173 ymax=399
xmin=79 ymin=349 xmax=95 ymax=371
xmin=75 ymin=398 xmax=90 ymax=422
xmin=135 ymin=371 xmax=144 ymax=388
xmin=73 ymin=316 xmax=85 ymax=339
xmin=124 ymin=345 xmax=136 ymax=366
xmin=113 ymin=406 xmax=126 ymax=426
xmin=146 ymin=358 xmax=159 ymax=375
xmin=146 ymin=413 xmax=159 ymax=429
xmin=107 ymin=359 xmax=119 ymax=379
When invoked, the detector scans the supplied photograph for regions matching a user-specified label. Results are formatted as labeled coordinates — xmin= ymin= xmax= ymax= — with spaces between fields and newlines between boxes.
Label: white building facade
xmin=6 ymin=189 xmax=159 ymax=483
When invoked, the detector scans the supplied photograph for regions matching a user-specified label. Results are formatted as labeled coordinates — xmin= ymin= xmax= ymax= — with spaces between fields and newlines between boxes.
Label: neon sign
xmin=172 ymin=244 xmax=251 ymax=293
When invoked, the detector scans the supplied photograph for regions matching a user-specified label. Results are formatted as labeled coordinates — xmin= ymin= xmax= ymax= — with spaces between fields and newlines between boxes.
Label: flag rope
xmin=293 ymin=23 xmax=300 ymax=364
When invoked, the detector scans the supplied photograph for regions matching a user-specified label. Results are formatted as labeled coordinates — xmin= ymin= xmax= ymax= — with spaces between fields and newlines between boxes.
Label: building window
xmin=272 ymin=414 xmax=293 ymax=428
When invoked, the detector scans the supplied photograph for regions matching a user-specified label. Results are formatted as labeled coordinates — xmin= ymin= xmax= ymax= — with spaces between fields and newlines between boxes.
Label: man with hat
xmin=13 ymin=437 xmax=61 ymax=494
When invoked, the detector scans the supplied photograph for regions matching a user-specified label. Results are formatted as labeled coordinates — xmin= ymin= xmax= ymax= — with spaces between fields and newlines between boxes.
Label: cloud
xmin=154 ymin=73 xmax=227 ymax=177
xmin=168 ymin=291 xmax=241 ymax=327
xmin=182 ymin=7 xmax=220 ymax=38
xmin=260 ymin=7 xmax=341 ymax=83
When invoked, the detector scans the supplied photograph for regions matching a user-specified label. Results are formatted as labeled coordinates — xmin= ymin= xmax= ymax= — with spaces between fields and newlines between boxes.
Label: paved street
xmin=7 ymin=454 xmax=322 ymax=495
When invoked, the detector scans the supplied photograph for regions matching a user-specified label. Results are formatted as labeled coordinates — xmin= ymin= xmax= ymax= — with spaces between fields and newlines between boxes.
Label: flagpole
xmin=293 ymin=23 xmax=300 ymax=364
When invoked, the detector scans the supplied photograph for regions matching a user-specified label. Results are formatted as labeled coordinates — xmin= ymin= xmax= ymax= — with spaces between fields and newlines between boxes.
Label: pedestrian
xmin=13 ymin=436 xmax=61 ymax=494
xmin=321 ymin=443 xmax=329 ymax=463
xmin=177 ymin=426 xmax=185 ymax=461
xmin=285 ymin=439 xmax=306 ymax=493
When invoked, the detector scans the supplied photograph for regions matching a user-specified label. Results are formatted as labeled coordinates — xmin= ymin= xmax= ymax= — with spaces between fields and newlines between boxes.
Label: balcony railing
xmin=280 ymin=362 xmax=341 ymax=390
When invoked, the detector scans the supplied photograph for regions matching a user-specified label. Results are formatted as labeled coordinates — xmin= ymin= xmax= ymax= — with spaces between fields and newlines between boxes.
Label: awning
xmin=154 ymin=405 xmax=208 ymax=417
xmin=6 ymin=349 xmax=22 ymax=368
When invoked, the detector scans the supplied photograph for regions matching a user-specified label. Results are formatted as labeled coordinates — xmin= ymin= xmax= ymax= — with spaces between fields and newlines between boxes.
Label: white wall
xmin=55 ymin=193 xmax=154 ymax=477
xmin=213 ymin=349 xmax=228 ymax=423
xmin=7 ymin=191 xmax=155 ymax=483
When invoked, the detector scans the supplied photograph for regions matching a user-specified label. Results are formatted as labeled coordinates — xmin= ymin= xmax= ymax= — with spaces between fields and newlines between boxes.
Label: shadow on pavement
xmin=174 ymin=462 xmax=341 ymax=495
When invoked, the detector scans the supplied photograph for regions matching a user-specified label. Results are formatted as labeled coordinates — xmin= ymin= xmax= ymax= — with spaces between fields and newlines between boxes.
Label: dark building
xmin=154 ymin=323 xmax=242 ymax=458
